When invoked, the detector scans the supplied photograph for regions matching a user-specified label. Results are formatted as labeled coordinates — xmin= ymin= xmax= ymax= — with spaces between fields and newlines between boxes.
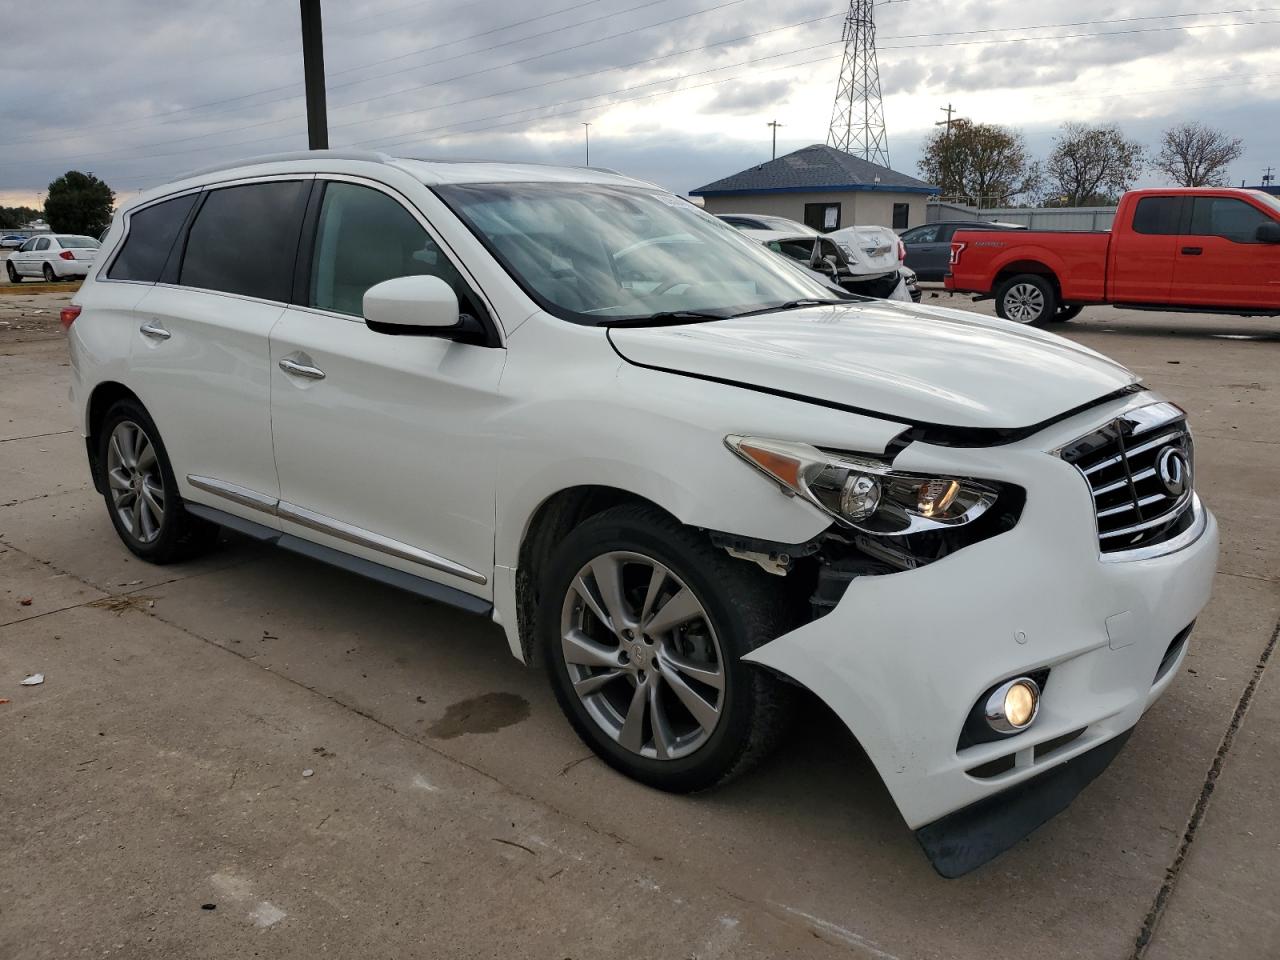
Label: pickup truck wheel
xmin=540 ymin=504 xmax=795 ymax=793
xmin=996 ymin=274 xmax=1056 ymax=327
xmin=1053 ymin=305 xmax=1084 ymax=322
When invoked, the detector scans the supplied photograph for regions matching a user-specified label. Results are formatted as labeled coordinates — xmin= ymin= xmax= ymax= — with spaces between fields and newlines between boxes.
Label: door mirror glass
xmin=1255 ymin=221 xmax=1280 ymax=243
xmin=363 ymin=275 xmax=460 ymax=330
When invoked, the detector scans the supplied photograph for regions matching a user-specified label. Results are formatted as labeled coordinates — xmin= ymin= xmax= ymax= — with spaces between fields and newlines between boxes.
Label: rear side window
xmin=108 ymin=193 xmax=198 ymax=282
xmin=181 ymin=181 xmax=309 ymax=301
xmin=308 ymin=181 xmax=479 ymax=318
xmin=1131 ymin=197 xmax=1182 ymax=235
xmin=1187 ymin=196 xmax=1272 ymax=243
xmin=35 ymin=238 xmax=50 ymax=251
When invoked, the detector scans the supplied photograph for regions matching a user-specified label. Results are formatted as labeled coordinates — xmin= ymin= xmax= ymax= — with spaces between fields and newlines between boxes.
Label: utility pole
xmin=1263 ymin=166 xmax=1276 ymax=187
xmin=299 ymin=0 xmax=329 ymax=149
xmin=935 ymin=103 xmax=960 ymax=199
xmin=582 ymin=122 xmax=591 ymax=166
xmin=767 ymin=120 xmax=783 ymax=160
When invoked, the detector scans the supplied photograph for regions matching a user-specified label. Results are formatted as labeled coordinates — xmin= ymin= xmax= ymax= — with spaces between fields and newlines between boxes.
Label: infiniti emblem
xmin=1156 ymin=447 xmax=1190 ymax=497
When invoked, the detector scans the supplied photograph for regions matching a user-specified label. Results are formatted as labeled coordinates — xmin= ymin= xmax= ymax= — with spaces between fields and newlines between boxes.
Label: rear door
xmin=901 ymin=223 xmax=947 ymax=279
xmin=129 ymin=177 xmax=311 ymax=524
xmin=268 ymin=177 xmax=506 ymax=596
xmin=1109 ymin=195 xmax=1180 ymax=303
xmin=1171 ymin=194 xmax=1280 ymax=308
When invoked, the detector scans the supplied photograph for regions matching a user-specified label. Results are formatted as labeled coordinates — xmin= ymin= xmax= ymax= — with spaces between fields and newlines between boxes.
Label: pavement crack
xmin=0 ymin=428 xmax=75 ymax=444
xmin=1131 ymin=616 xmax=1280 ymax=958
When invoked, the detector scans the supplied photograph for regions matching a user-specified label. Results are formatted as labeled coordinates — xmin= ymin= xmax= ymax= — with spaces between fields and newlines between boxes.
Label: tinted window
xmin=109 ymin=193 xmax=199 ymax=282
xmin=1131 ymin=197 xmax=1182 ymax=235
xmin=903 ymin=224 xmax=940 ymax=244
xmin=309 ymin=181 xmax=476 ymax=318
xmin=181 ymin=181 xmax=309 ymax=301
xmin=35 ymin=238 xmax=50 ymax=251
xmin=1188 ymin=196 xmax=1272 ymax=243
xmin=19 ymin=239 xmax=36 ymax=252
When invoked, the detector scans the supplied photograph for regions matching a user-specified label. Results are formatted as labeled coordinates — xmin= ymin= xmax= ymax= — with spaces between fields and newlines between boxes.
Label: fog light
xmin=985 ymin=677 xmax=1040 ymax=734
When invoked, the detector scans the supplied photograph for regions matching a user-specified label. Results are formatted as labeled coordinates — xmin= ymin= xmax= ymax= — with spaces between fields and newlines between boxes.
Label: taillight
xmin=59 ymin=305 xmax=81 ymax=330
xmin=949 ymin=241 xmax=966 ymax=265
xmin=897 ymin=238 xmax=906 ymax=262
xmin=59 ymin=250 xmax=75 ymax=261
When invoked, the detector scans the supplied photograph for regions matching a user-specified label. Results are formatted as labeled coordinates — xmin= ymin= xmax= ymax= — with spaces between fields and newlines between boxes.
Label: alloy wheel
xmin=560 ymin=551 xmax=725 ymax=760
xmin=1004 ymin=282 xmax=1045 ymax=323
xmin=106 ymin=420 xmax=166 ymax=544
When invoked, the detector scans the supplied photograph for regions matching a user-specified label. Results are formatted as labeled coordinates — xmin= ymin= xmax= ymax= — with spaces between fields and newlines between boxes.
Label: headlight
xmin=725 ymin=435 xmax=999 ymax=535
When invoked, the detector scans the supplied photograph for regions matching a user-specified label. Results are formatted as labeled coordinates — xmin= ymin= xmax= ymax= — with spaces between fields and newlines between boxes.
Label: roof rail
xmin=178 ymin=150 xmax=393 ymax=181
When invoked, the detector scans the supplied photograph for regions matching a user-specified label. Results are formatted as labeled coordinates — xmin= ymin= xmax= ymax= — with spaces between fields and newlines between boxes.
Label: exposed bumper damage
xmin=743 ymin=396 xmax=1219 ymax=876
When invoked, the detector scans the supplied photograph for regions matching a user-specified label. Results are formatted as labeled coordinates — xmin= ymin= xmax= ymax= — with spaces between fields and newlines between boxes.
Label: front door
xmin=269 ymin=179 xmax=507 ymax=597
xmin=1170 ymin=194 xmax=1280 ymax=308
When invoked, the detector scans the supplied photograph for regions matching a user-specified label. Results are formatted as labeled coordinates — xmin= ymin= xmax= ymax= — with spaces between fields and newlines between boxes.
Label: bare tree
xmin=1154 ymin=122 xmax=1244 ymax=187
xmin=918 ymin=120 xmax=1041 ymax=206
xmin=1044 ymin=123 xmax=1145 ymax=206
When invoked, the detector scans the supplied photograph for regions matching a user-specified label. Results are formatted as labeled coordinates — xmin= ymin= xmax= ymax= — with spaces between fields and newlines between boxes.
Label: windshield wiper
xmin=730 ymin=298 xmax=849 ymax=318
xmin=600 ymin=310 xmax=728 ymax=328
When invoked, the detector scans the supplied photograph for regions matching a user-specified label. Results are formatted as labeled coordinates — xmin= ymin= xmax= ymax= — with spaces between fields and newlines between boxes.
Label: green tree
xmin=0 ymin=206 xmax=42 ymax=230
xmin=918 ymin=120 xmax=1040 ymax=206
xmin=1043 ymin=123 xmax=1145 ymax=206
xmin=1154 ymin=122 xmax=1243 ymax=187
xmin=44 ymin=170 xmax=115 ymax=235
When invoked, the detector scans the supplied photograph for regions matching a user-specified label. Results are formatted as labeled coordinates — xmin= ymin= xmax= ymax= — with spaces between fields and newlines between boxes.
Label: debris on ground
xmin=21 ymin=673 xmax=44 ymax=686
xmin=89 ymin=595 xmax=158 ymax=615
xmin=0 ymin=698 xmax=10 ymax=705
xmin=19 ymin=597 xmax=33 ymax=606
xmin=302 ymin=768 xmax=314 ymax=778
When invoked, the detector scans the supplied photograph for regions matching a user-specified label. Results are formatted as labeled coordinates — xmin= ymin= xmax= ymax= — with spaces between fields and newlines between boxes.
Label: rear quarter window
xmin=179 ymin=180 xmax=310 ymax=301
xmin=1131 ymin=197 xmax=1182 ymax=235
xmin=108 ymin=193 xmax=199 ymax=282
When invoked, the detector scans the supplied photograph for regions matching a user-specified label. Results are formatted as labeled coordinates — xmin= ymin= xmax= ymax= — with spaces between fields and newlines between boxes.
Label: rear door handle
xmin=278 ymin=355 xmax=326 ymax=381
xmin=139 ymin=320 xmax=171 ymax=340
xmin=1181 ymin=246 xmax=1203 ymax=255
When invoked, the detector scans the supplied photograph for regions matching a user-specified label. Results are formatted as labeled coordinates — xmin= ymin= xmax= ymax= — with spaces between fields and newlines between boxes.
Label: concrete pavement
xmin=2 ymin=297 xmax=1277 ymax=959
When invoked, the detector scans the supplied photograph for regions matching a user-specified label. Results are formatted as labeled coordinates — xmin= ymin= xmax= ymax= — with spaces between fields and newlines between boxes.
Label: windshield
xmin=435 ymin=182 xmax=844 ymax=324
xmin=58 ymin=235 xmax=101 ymax=248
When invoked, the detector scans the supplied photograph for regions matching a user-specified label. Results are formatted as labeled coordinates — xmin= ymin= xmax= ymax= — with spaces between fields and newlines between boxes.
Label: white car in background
xmin=6 ymin=233 xmax=101 ymax=282
xmin=67 ymin=151 xmax=1216 ymax=878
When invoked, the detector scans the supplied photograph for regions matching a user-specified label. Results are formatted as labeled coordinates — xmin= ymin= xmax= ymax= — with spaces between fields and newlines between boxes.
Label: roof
xmin=691 ymin=144 xmax=939 ymax=197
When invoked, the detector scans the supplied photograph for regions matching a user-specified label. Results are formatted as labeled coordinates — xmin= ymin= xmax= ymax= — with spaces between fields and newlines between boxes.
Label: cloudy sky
xmin=2 ymin=0 xmax=1278 ymax=209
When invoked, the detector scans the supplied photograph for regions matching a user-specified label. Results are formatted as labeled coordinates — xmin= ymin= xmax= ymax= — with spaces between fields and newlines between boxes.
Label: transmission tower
xmin=826 ymin=0 xmax=889 ymax=167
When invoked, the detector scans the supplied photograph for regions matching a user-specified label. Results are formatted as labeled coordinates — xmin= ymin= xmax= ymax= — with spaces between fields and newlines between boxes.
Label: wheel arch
xmin=992 ymin=259 xmax=1063 ymax=301
xmin=84 ymin=381 xmax=145 ymax=493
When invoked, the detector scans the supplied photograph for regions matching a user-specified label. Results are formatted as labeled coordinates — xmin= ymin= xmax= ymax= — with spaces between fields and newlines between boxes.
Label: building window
xmin=892 ymin=203 xmax=910 ymax=230
xmin=804 ymin=202 xmax=841 ymax=233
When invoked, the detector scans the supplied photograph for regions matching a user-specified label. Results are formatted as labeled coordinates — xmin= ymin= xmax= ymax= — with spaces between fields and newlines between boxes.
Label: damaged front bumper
xmin=743 ymin=395 xmax=1219 ymax=877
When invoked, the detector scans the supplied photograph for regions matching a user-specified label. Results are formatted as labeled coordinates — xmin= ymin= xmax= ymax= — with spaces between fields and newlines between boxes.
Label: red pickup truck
xmin=945 ymin=188 xmax=1280 ymax=326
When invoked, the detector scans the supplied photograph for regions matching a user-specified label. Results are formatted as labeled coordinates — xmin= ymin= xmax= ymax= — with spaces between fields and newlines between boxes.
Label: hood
xmin=828 ymin=225 xmax=900 ymax=276
xmin=608 ymin=300 xmax=1139 ymax=431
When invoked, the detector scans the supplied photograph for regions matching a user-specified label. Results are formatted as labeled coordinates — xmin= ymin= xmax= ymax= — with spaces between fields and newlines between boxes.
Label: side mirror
xmin=1256 ymin=221 xmax=1280 ymax=243
xmin=363 ymin=275 xmax=460 ymax=331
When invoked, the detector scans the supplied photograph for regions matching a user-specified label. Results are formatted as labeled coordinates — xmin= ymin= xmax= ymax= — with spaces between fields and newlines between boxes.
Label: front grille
xmin=1061 ymin=402 xmax=1196 ymax=554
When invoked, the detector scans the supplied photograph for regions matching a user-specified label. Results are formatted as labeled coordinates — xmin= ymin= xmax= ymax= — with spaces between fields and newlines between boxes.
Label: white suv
xmin=68 ymin=151 xmax=1218 ymax=877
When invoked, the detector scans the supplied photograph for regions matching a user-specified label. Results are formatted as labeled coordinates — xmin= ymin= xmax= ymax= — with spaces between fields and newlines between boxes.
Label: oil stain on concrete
xmin=426 ymin=692 xmax=530 ymax=739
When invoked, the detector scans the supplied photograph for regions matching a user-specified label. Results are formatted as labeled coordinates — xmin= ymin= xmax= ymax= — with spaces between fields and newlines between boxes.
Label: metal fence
xmin=925 ymin=199 xmax=1116 ymax=231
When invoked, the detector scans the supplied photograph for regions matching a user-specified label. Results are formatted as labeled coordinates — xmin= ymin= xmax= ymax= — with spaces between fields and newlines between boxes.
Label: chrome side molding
xmin=185 ymin=474 xmax=487 ymax=585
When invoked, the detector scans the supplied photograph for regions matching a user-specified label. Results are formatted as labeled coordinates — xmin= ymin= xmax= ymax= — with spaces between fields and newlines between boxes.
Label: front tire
xmin=540 ymin=504 xmax=795 ymax=793
xmin=97 ymin=399 xmax=220 ymax=563
xmin=996 ymin=273 xmax=1057 ymax=327
xmin=7 ymin=260 xmax=22 ymax=282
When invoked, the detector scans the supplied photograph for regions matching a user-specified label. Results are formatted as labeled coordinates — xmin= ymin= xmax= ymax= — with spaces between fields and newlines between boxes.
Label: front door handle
xmin=278 ymin=356 xmax=326 ymax=380
xmin=1181 ymin=246 xmax=1203 ymax=256
xmin=139 ymin=320 xmax=171 ymax=340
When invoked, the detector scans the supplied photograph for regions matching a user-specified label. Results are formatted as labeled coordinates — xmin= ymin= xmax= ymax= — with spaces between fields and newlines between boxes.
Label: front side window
xmin=309 ymin=181 xmax=477 ymax=318
xmin=1132 ymin=197 xmax=1182 ymax=235
xmin=19 ymin=239 xmax=36 ymax=252
xmin=903 ymin=224 xmax=940 ymax=244
xmin=180 ymin=180 xmax=309 ymax=301
xmin=109 ymin=193 xmax=199 ymax=283
xmin=1187 ymin=196 xmax=1273 ymax=243
xmin=437 ymin=183 xmax=841 ymax=324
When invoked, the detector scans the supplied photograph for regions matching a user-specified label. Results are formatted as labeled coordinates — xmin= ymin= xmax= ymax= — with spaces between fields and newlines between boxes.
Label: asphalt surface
xmin=2 ymin=289 xmax=1277 ymax=959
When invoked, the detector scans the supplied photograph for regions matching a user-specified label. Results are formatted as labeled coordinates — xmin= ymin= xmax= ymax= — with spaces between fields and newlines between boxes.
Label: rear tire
xmin=42 ymin=262 xmax=56 ymax=282
xmin=539 ymin=504 xmax=796 ymax=793
xmin=995 ymin=273 xmax=1057 ymax=327
xmin=5 ymin=261 xmax=20 ymax=283
xmin=97 ymin=399 xmax=221 ymax=564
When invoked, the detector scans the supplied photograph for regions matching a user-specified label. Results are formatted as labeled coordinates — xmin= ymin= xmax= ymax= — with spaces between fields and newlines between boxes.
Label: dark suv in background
xmin=901 ymin=220 xmax=1025 ymax=281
